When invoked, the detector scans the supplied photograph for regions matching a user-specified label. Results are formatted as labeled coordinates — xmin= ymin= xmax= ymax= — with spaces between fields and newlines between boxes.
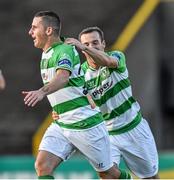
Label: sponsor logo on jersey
xmin=58 ymin=59 xmax=72 ymax=68
xmin=92 ymin=80 xmax=113 ymax=98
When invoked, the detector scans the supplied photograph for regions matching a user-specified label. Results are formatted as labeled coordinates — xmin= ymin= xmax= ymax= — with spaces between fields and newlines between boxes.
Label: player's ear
xmin=46 ymin=27 xmax=53 ymax=36
xmin=102 ymin=40 xmax=106 ymax=49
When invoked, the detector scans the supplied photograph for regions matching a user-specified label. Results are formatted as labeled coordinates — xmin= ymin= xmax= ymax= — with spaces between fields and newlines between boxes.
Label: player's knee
xmin=35 ymin=160 xmax=53 ymax=176
xmin=98 ymin=165 xmax=120 ymax=179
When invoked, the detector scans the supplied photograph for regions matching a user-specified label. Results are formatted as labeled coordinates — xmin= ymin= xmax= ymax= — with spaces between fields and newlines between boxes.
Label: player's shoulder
xmin=107 ymin=50 xmax=127 ymax=72
xmin=107 ymin=50 xmax=125 ymax=60
xmin=53 ymin=43 xmax=77 ymax=59
xmin=54 ymin=42 xmax=73 ymax=51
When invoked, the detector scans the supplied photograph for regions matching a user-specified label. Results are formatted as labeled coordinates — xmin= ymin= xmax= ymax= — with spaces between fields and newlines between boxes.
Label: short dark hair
xmin=34 ymin=10 xmax=61 ymax=36
xmin=78 ymin=26 xmax=104 ymax=41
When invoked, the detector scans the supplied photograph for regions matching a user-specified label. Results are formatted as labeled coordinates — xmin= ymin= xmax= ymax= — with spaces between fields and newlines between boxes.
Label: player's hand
xmin=22 ymin=89 xmax=45 ymax=107
xmin=52 ymin=111 xmax=59 ymax=120
xmin=65 ymin=38 xmax=86 ymax=51
xmin=86 ymin=94 xmax=96 ymax=109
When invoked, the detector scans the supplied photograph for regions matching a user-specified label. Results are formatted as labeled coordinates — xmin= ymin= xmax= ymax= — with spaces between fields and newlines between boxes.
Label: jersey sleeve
xmin=109 ymin=51 xmax=126 ymax=72
xmin=55 ymin=45 xmax=74 ymax=73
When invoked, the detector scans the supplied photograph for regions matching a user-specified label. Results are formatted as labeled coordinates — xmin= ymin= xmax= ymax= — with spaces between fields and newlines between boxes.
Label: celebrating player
xmin=65 ymin=26 xmax=159 ymax=179
xmin=22 ymin=11 xmax=131 ymax=179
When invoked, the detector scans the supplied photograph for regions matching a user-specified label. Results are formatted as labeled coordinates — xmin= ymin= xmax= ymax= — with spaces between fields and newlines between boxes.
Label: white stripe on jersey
xmin=42 ymin=49 xmax=54 ymax=59
xmin=57 ymin=105 xmax=101 ymax=124
xmin=100 ymin=86 xmax=132 ymax=115
xmin=85 ymin=68 xmax=100 ymax=80
xmin=47 ymin=86 xmax=83 ymax=107
xmin=105 ymin=102 xmax=140 ymax=131
xmin=85 ymin=67 xmax=128 ymax=82
xmin=41 ymin=67 xmax=55 ymax=84
xmin=42 ymin=63 xmax=82 ymax=84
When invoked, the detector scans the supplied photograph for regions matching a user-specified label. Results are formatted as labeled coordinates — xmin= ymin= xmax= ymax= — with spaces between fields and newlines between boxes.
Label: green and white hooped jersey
xmin=82 ymin=51 xmax=142 ymax=134
xmin=40 ymin=42 xmax=103 ymax=130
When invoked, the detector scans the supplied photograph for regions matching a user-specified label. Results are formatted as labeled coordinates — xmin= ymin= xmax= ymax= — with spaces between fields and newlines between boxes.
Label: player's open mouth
xmin=33 ymin=38 xmax=36 ymax=43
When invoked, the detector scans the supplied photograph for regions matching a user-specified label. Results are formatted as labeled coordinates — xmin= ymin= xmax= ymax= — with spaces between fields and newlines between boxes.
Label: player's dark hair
xmin=34 ymin=10 xmax=61 ymax=36
xmin=78 ymin=26 xmax=104 ymax=41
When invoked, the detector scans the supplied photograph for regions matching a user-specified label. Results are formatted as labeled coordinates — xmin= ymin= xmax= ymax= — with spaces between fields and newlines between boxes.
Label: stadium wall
xmin=0 ymin=152 xmax=174 ymax=179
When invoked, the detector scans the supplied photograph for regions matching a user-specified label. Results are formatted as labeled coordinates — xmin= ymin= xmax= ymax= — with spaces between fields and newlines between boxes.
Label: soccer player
xmin=22 ymin=11 xmax=131 ymax=179
xmin=0 ymin=69 xmax=6 ymax=90
xmin=65 ymin=26 xmax=159 ymax=179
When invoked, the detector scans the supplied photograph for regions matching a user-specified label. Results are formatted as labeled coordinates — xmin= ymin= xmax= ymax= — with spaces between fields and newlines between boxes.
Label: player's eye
xmin=84 ymin=43 xmax=89 ymax=46
xmin=93 ymin=41 xmax=99 ymax=45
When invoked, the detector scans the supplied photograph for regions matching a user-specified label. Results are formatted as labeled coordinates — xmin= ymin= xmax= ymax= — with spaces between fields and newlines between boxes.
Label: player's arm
xmin=65 ymin=38 xmax=118 ymax=68
xmin=0 ymin=70 xmax=6 ymax=90
xmin=83 ymin=47 xmax=118 ymax=68
xmin=22 ymin=69 xmax=70 ymax=107
xmin=40 ymin=69 xmax=70 ymax=96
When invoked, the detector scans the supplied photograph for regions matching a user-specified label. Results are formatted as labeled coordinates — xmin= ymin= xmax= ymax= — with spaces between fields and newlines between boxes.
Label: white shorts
xmin=110 ymin=118 xmax=159 ymax=178
xmin=39 ymin=122 xmax=113 ymax=172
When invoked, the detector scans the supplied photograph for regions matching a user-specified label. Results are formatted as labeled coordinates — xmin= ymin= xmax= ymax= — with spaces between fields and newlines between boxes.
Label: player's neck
xmin=87 ymin=59 xmax=100 ymax=70
xmin=43 ymin=36 xmax=61 ymax=52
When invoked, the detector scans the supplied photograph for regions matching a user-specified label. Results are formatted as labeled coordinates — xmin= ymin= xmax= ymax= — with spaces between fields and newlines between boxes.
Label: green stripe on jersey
xmin=53 ymin=96 xmax=89 ymax=114
xmin=82 ymin=50 xmax=143 ymax=133
xmin=40 ymin=42 xmax=103 ymax=130
xmin=103 ymin=96 xmax=136 ymax=120
xmin=109 ymin=111 xmax=142 ymax=135
xmin=66 ymin=76 xmax=85 ymax=87
xmin=95 ymin=78 xmax=131 ymax=106
xmin=55 ymin=112 xmax=103 ymax=129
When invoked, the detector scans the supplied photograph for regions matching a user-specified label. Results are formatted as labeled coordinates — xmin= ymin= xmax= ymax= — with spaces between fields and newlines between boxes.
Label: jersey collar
xmin=45 ymin=41 xmax=64 ymax=53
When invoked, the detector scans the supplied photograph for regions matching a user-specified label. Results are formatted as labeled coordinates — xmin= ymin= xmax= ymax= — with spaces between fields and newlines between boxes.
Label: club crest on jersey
xmin=100 ymin=68 xmax=110 ymax=81
xmin=41 ymin=59 xmax=49 ymax=69
xmin=58 ymin=59 xmax=72 ymax=68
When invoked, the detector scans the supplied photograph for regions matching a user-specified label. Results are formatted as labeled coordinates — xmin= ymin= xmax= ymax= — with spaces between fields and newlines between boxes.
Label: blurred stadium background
xmin=0 ymin=0 xmax=174 ymax=179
